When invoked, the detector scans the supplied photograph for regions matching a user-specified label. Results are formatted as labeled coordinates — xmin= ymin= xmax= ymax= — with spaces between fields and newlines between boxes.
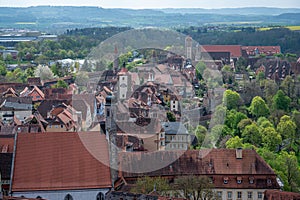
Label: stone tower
xmin=185 ymin=35 xmax=193 ymax=60
xmin=105 ymin=94 xmax=118 ymax=187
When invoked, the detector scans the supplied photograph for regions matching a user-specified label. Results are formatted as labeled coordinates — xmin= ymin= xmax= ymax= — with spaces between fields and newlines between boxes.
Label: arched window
xmin=36 ymin=196 xmax=42 ymax=199
xmin=64 ymin=194 xmax=73 ymax=200
xmin=96 ymin=192 xmax=105 ymax=200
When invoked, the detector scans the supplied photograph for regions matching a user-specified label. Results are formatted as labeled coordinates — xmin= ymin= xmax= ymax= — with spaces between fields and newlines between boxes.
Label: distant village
xmin=1 ymin=30 xmax=300 ymax=200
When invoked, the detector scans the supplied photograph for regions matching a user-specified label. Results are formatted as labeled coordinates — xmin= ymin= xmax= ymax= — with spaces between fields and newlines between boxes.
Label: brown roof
xmin=121 ymin=149 xmax=275 ymax=177
xmin=201 ymin=45 xmax=242 ymax=58
xmin=264 ymin=190 xmax=300 ymax=200
xmin=29 ymin=86 xmax=45 ymax=99
xmin=242 ymin=46 xmax=281 ymax=56
xmin=12 ymin=132 xmax=112 ymax=192
xmin=0 ymin=135 xmax=15 ymax=153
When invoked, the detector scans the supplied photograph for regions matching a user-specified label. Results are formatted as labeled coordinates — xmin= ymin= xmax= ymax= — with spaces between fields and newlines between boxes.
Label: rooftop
xmin=12 ymin=132 xmax=112 ymax=192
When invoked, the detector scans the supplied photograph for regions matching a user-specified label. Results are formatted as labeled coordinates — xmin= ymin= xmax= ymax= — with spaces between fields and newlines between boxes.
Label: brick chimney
xmin=236 ymin=147 xmax=243 ymax=159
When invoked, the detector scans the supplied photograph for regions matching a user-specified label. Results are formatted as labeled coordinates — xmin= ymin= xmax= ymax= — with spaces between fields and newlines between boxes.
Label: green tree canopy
xmin=223 ymin=89 xmax=240 ymax=110
xmin=242 ymin=123 xmax=262 ymax=146
xmin=194 ymin=125 xmax=208 ymax=147
xmin=277 ymin=115 xmax=296 ymax=142
xmin=261 ymin=127 xmax=282 ymax=151
xmin=52 ymin=80 xmax=69 ymax=89
xmin=272 ymin=90 xmax=291 ymax=112
xmin=249 ymin=96 xmax=270 ymax=118
xmin=166 ymin=111 xmax=176 ymax=122
xmin=225 ymin=136 xmax=243 ymax=149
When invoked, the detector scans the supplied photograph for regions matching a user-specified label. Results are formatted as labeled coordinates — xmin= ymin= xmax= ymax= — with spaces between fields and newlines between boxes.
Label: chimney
xmin=236 ymin=147 xmax=243 ymax=159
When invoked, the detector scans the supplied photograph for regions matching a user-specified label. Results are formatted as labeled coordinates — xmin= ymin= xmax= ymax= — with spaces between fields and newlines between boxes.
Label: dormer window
xmin=237 ymin=177 xmax=242 ymax=184
xmin=267 ymin=179 xmax=272 ymax=185
xmin=223 ymin=177 xmax=229 ymax=184
xmin=249 ymin=177 xmax=254 ymax=184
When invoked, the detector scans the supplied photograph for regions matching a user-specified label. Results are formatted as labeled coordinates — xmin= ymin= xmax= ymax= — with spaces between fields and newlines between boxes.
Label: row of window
xmin=217 ymin=191 xmax=263 ymax=199
xmin=223 ymin=177 xmax=271 ymax=185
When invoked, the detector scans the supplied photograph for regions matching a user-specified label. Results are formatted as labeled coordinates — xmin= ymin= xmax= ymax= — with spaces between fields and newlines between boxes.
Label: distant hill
xmin=0 ymin=6 xmax=299 ymax=33
xmin=159 ymin=7 xmax=300 ymax=15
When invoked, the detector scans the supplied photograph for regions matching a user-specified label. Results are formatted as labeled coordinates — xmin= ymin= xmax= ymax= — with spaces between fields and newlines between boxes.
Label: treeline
xmin=15 ymin=27 xmax=131 ymax=62
xmin=178 ymin=27 xmax=300 ymax=55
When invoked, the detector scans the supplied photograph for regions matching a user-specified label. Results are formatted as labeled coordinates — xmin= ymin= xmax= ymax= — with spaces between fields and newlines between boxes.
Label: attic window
xmin=249 ymin=177 xmax=254 ymax=184
xmin=223 ymin=177 xmax=229 ymax=184
xmin=267 ymin=179 xmax=272 ymax=185
xmin=237 ymin=177 xmax=242 ymax=184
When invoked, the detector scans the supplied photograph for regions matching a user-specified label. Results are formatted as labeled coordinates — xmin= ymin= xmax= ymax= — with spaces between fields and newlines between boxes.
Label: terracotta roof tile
xmin=264 ymin=190 xmax=300 ymax=200
xmin=201 ymin=45 xmax=242 ymax=58
xmin=0 ymin=135 xmax=15 ymax=153
xmin=12 ymin=132 xmax=112 ymax=192
xmin=119 ymin=149 xmax=277 ymax=180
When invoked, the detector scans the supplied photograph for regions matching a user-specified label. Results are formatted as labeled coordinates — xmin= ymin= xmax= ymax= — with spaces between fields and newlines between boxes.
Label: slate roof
xmin=162 ymin=122 xmax=188 ymax=135
xmin=12 ymin=132 xmax=112 ymax=192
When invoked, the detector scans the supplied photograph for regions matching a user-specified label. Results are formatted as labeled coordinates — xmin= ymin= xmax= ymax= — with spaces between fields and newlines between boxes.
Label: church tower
xmin=185 ymin=36 xmax=193 ymax=60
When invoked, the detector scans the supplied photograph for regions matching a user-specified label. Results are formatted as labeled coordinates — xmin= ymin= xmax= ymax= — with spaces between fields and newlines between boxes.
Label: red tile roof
xmin=201 ymin=45 xmax=242 ymax=58
xmin=12 ymin=132 xmax=112 ymax=192
xmin=0 ymin=136 xmax=14 ymax=153
xmin=242 ymin=46 xmax=281 ymax=56
xmin=119 ymin=149 xmax=279 ymax=189
xmin=264 ymin=190 xmax=300 ymax=200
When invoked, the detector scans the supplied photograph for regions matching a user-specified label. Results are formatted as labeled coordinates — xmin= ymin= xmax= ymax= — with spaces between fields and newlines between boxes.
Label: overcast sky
xmin=0 ymin=0 xmax=299 ymax=9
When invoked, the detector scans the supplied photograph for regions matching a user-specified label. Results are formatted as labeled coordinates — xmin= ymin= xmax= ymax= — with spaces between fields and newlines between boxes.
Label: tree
xmin=237 ymin=118 xmax=252 ymax=136
xmin=0 ymin=60 xmax=7 ymax=76
xmin=224 ymin=109 xmax=247 ymax=135
xmin=34 ymin=65 xmax=55 ymax=81
xmin=258 ymin=149 xmax=300 ymax=192
xmin=210 ymin=124 xmax=231 ymax=147
xmin=52 ymin=80 xmax=69 ymax=89
xmin=211 ymin=105 xmax=226 ymax=126
xmin=241 ymin=123 xmax=262 ymax=146
xmin=194 ymin=125 xmax=208 ymax=147
xmin=131 ymin=176 xmax=170 ymax=195
xmin=223 ymin=89 xmax=240 ymax=110
xmin=264 ymin=79 xmax=278 ymax=106
xmin=261 ymin=127 xmax=282 ymax=151
xmin=174 ymin=176 xmax=218 ymax=200
xmin=195 ymin=61 xmax=206 ymax=79
xmin=249 ymin=96 xmax=270 ymax=118
xmin=277 ymin=151 xmax=300 ymax=192
xmin=257 ymin=117 xmax=274 ymax=129
xmin=272 ymin=90 xmax=291 ymax=112
xmin=167 ymin=111 xmax=176 ymax=122
xmin=280 ymin=75 xmax=295 ymax=99
xmin=277 ymin=115 xmax=296 ymax=145
xmin=226 ymin=136 xmax=243 ymax=149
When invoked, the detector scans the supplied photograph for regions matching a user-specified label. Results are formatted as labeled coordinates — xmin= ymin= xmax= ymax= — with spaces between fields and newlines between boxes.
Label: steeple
xmin=113 ymin=44 xmax=119 ymax=70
